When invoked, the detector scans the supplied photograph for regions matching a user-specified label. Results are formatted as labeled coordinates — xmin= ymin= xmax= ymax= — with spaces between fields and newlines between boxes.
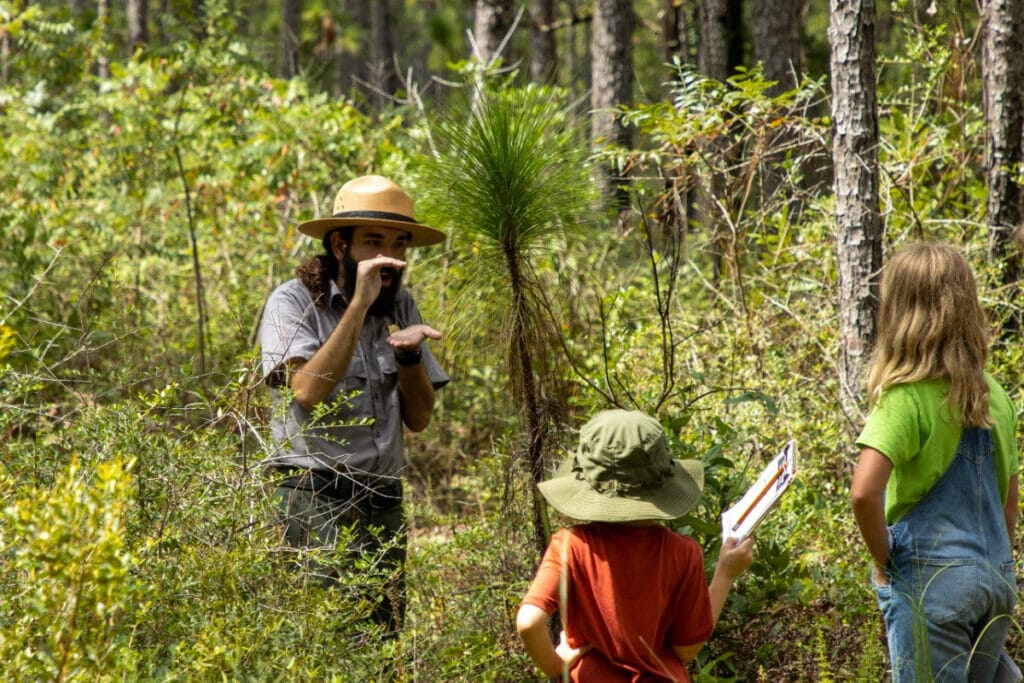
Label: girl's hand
xmin=555 ymin=631 xmax=591 ymax=667
xmin=873 ymin=562 xmax=891 ymax=586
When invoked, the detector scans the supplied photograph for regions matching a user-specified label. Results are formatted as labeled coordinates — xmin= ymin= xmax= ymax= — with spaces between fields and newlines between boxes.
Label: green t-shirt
xmin=856 ymin=373 xmax=1019 ymax=524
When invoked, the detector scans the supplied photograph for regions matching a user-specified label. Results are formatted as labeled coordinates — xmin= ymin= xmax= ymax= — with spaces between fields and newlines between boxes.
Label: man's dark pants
xmin=274 ymin=470 xmax=406 ymax=634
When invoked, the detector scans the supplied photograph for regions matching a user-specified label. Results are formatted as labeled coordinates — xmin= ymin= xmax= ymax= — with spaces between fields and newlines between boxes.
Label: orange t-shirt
xmin=521 ymin=522 xmax=713 ymax=682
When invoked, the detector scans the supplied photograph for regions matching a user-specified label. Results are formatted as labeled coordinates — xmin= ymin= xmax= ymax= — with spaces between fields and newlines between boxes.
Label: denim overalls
xmin=873 ymin=427 xmax=1017 ymax=682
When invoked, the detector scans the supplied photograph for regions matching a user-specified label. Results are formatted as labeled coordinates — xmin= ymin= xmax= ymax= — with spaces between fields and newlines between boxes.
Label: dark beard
xmin=342 ymin=250 xmax=402 ymax=316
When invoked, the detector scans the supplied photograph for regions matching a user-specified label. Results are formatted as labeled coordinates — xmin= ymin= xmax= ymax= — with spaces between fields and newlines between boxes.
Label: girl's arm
xmin=850 ymin=446 xmax=894 ymax=583
xmin=1004 ymin=474 xmax=1019 ymax=547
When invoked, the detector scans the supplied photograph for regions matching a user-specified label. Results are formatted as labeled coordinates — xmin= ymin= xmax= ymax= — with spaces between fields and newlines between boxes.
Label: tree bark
xmin=661 ymin=3 xmax=696 ymax=253
xmin=370 ymin=0 xmax=397 ymax=109
xmin=697 ymin=0 xmax=733 ymax=281
xmin=474 ymin=0 xmax=514 ymax=66
xmin=158 ymin=0 xmax=170 ymax=44
xmin=529 ymin=0 xmax=557 ymax=83
xmin=566 ymin=0 xmax=590 ymax=103
xmin=0 ymin=15 xmax=8 ymax=82
xmin=128 ymin=0 xmax=149 ymax=53
xmin=339 ymin=0 xmax=370 ymax=102
xmin=753 ymin=0 xmax=805 ymax=211
xmin=192 ymin=0 xmax=206 ymax=38
xmin=829 ymin=0 xmax=882 ymax=421
xmin=698 ymin=0 xmax=729 ymax=81
xmin=281 ymin=0 xmax=301 ymax=79
xmin=663 ymin=0 xmax=692 ymax=65
xmin=753 ymin=0 xmax=804 ymax=94
xmin=591 ymin=0 xmax=633 ymax=210
xmin=314 ymin=15 xmax=337 ymax=95
xmin=97 ymin=0 xmax=111 ymax=78
xmin=982 ymin=0 xmax=1024 ymax=297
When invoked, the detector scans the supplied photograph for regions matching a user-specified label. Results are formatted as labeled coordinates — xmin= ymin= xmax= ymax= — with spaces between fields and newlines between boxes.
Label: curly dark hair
xmin=296 ymin=228 xmax=351 ymax=304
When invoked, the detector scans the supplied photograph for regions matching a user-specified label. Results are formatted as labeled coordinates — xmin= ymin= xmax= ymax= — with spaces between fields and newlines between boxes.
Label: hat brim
xmin=297 ymin=216 xmax=446 ymax=247
xmin=538 ymin=456 xmax=704 ymax=523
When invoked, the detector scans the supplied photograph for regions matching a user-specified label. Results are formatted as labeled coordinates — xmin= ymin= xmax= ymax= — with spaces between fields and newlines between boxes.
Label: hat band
xmin=331 ymin=209 xmax=418 ymax=224
xmin=574 ymin=459 xmax=675 ymax=495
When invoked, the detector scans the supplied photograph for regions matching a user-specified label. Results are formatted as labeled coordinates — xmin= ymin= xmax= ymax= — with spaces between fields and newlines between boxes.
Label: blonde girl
xmin=850 ymin=242 xmax=1019 ymax=681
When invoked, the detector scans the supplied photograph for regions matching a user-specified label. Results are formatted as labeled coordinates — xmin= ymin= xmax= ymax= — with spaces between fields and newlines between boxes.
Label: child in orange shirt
xmin=517 ymin=409 xmax=755 ymax=680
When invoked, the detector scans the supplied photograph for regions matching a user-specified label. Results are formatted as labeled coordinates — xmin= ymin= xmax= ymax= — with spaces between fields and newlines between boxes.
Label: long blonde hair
xmin=867 ymin=242 xmax=992 ymax=427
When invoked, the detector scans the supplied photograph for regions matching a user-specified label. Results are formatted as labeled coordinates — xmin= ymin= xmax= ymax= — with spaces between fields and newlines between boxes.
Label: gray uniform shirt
xmin=259 ymin=278 xmax=449 ymax=479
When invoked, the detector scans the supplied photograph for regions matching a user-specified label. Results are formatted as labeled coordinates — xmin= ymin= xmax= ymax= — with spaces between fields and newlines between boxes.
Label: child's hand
xmin=718 ymin=536 xmax=755 ymax=580
xmin=555 ymin=631 xmax=591 ymax=667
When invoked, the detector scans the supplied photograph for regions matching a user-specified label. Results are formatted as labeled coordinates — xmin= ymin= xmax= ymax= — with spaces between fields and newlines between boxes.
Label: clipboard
xmin=721 ymin=440 xmax=797 ymax=542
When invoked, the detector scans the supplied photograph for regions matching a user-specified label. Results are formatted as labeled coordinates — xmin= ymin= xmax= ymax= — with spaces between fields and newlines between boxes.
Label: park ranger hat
xmin=538 ymin=410 xmax=705 ymax=523
xmin=297 ymin=175 xmax=446 ymax=247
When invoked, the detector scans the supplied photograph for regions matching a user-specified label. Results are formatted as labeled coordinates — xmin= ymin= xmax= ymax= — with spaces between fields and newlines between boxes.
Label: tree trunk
xmin=1 ymin=18 xmax=8 ymax=82
xmin=128 ymin=0 xmax=149 ymax=53
xmin=529 ymin=0 xmax=557 ymax=83
xmin=474 ymin=0 xmax=514 ymax=66
xmin=340 ymin=0 xmax=370 ymax=102
xmin=158 ymin=0 xmax=170 ymax=44
xmin=982 ymin=0 xmax=1024 ymax=304
xmin=591 ymin=0 xmax=633 ymax=211
xmin=192 ymin=0 xmax=206 ymax=38
xmin=503 ymin=250 xmax=550 ymax=557
xmin=726 ymin=0 xmax=744 ymax=73
xmin=370 ymin=0 xmax=397 ymax=110
xmin=753 ymin=0 xmax=805 ymax=212
xmin=314 ymin=15 xmax=337 ymax=95
xmin=661 ymin=2 xmax=696 ymax=251
xmin=566 ymin=0 xmax=590 ymax=103
xmin=663 ymin=0 xmax=692 ymax=65
xmin=697 ymin=0 xmax=732 ymax=281
xmin=698 ymin=0 xmax=729 ymax=81
xmin=830 ymin=0 xmax=882 ymax=422
xmin=753 ymin=0 xmax=804 ymax=94
xmin=96 ymin=0 xmax=111 ymax=78
xmin=281 ymin=0 xmax=301 ymax=79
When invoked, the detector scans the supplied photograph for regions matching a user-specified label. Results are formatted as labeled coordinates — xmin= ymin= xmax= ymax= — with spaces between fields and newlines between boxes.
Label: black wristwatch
xmin=394 ymin=348 xmax=422 ymax=367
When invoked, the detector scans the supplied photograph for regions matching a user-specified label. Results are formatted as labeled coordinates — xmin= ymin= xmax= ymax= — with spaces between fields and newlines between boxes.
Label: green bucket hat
xmin=538 ymin=409 xmax=704 ymax=523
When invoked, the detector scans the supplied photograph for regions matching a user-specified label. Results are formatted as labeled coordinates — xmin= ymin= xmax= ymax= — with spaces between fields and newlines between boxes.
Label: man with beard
xmin=258 ymin=175 xmax=448 ymax=635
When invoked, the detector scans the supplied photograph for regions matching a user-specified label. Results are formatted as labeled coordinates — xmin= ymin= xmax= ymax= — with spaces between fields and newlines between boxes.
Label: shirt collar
xmin=328 ymin=278 xmax=347 ymax=310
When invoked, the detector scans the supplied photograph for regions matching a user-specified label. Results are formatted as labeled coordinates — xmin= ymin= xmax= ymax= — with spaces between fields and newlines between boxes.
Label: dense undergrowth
xmin=2 ymin=4 xmax=1023 ymax=681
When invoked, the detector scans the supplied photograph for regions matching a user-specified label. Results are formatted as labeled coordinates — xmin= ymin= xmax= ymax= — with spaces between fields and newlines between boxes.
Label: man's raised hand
xmin=352 ymin=255 xmax=406 ymax=309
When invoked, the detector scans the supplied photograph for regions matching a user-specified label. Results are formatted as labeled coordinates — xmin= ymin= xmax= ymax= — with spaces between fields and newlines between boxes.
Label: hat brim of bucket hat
xmin=297 ymin=216 xmax=446 ymax=247
xmin=537 ymin=456 xmax=704 ymax=523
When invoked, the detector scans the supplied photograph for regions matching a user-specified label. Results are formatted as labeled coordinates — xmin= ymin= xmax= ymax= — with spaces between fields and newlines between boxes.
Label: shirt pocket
xmin=376 ymin=349 xmax=400 ymax=409
xmin=326 ymin=354 xmax=372 ymax=423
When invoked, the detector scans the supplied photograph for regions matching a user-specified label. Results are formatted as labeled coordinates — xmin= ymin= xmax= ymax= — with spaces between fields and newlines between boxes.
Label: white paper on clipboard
xmin=721 ymin=441 xmax=798 ymax=542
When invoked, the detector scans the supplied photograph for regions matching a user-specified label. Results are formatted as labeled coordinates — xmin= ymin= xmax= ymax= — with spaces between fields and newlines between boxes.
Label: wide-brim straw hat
xmin=538 ymin=409 xmax=704 ymax=523
xmin=296 ymin=175 xmax=446 ymax=247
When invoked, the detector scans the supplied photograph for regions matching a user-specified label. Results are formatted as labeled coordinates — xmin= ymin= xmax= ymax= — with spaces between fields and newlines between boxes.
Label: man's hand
xmin=387 ymin=323 xmax=442 ymax=353
xmin=389 ymin=322 xmax=441 ymax=431
xmin=351 ymin=255 xmax=406 ymax=309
